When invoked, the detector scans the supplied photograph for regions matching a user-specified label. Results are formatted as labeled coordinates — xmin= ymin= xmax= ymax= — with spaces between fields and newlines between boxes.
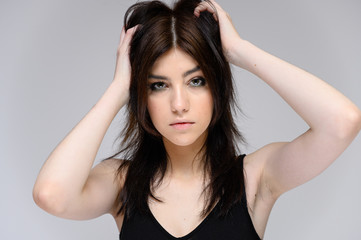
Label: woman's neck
xmin=162 ymin=135 xmax=207 ymax=180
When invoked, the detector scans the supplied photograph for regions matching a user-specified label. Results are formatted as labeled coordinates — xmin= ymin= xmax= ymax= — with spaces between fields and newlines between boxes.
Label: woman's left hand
xmin=194 ymin=0 xmax=243 ymax=67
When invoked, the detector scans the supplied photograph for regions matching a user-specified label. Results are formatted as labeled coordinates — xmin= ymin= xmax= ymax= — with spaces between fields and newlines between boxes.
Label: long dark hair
xmin=105 ymin=0 xmax=245 ymax=218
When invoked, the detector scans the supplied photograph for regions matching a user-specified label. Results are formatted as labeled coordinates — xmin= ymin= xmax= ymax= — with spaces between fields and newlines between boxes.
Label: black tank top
xmin=119 ymin=155 xmax=261 ymax=240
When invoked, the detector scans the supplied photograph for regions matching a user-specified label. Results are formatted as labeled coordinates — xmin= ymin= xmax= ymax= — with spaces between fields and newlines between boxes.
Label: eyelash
xmin=149 ymin=82 xmax=167 ymax=91
xmin=189 ymin=77 xmax=206 ymax=87
xmin=148 ymin=77 xmax=206 ymax=91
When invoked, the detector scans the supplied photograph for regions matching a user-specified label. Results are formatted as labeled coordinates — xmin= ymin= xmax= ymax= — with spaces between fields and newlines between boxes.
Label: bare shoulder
xmin=242 ymin=143 xmax=287 ymax=238
xmin=94 ymin=158 xmax=124 ymax=175
xmin=245 ymin=142 xmax=287 ymax=165
xmin=90 ymin=158 xmax=124 ymax=185
xmin=91 ymin=158 xmax=128 ymax=215
xmin=244 ymin=142 xmax=287 ymax=201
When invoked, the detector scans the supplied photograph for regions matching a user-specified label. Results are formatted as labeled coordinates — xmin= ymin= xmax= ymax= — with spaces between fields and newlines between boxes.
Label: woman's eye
xmin=189 ymin=77 xmax=206 ymax=87
xmin=149 ymin=82 xmax=167 ymax=91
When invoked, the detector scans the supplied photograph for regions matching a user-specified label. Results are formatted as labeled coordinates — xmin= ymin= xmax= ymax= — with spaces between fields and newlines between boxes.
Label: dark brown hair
xmin=105 ymin=0 xmax=245 ymax=218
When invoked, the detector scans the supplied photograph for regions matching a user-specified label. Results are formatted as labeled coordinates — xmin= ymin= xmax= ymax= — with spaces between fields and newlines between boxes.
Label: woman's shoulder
xmin=245 ymin=142 xmax=286 ymax=165
xmin=242 ymin=144 xmax=286 ymax=238
xmin=99 ymin=158 xmax=127 ymax=171
xmin=96 ymin=158 xmax=130 ymax=188
xmin=243 ymin=143 xmax=289 ymax=200
xmin=91 ymin=158 xmax=129 ymax=215
xmin=243 ymin=142 xmax=287 ymax=195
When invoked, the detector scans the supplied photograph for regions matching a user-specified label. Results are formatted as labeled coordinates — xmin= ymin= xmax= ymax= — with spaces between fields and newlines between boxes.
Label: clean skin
xmin=147 ymin=47 xmax=213 ymax=179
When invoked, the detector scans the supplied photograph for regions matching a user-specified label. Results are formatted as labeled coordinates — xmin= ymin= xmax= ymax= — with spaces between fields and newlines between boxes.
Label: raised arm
xmin=33 ymin=26 xmax=137 ymax=220
xmin=195 ymin=1 xmax=361 ymax=197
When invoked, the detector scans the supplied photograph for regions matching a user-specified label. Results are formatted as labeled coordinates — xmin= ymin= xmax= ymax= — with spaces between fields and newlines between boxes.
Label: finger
xmin=123 ymin=25 xmax=138 ymax=45
xmin=194 ymin=2 xmax=214 ymax=15
xmin=119 ymin=26 xmax=126 ymax=46
xmin=122 ymin=25 xmax=139 ymax=53
xmin=208 ymin=0 xmax=222 ymax=10
xmin=194 ymin=2 xmax=218 ymax=21
xmin=118 ymin=25 xmax=138 ymax=49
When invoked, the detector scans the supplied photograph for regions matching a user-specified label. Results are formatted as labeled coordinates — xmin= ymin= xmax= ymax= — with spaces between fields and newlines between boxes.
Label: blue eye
xmin=149 ymin=82 xmax=167 ymax=91
xmin=189 ymin=77 xmax=206 ymax=87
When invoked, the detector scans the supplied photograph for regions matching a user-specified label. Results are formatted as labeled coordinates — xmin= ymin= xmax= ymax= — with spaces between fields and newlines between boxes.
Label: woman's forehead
xmin=150 ymin=47 xmax=199 ymax=74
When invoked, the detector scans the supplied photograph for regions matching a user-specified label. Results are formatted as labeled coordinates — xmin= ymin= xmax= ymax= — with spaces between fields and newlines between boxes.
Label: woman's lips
xmin=170 ymin=122 xmax=195 ymax=130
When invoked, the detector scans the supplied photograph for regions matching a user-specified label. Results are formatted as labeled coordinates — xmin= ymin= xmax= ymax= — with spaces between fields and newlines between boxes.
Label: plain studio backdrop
xmin=1 ymin=0 xmax=360 ymax=239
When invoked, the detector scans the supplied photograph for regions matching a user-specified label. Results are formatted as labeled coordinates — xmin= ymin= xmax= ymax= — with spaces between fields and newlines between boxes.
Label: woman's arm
xmin=195 ymin=1 xmax=361 ymax=197
xmin=33 ymin=26 xmax=137 ymax=220
xmin=236 ymin=40 xmax=361 ymax=196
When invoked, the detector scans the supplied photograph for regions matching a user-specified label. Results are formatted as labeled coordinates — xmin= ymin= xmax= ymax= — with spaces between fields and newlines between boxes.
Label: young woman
xmin=33 ymin=0 xmax=361 ymax=239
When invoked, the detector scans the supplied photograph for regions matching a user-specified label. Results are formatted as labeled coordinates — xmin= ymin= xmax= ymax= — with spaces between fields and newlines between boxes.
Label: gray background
xmin=1 ymin=0 xmax=360 ymax=239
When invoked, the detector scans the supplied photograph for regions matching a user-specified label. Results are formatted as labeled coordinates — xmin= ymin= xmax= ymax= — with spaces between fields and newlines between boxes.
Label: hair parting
xmin=104 ymin=0 xmax=246 ymax=219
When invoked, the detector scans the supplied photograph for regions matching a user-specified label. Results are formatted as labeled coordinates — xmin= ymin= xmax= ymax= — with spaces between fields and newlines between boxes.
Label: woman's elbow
xmin=33 ymin=182 xmax=69 ymax=216
xmin=336 ymin=106 xmax=361 ymax=140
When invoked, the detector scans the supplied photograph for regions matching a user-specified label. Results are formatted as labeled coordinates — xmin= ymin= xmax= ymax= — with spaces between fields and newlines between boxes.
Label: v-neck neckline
xmin=147 ymin=200 xmax=221 ymax=239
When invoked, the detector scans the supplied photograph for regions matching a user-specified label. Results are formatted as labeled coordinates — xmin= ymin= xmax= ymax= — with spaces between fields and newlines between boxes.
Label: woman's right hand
xmin=113 ymin=26 xmax=138 ymax=94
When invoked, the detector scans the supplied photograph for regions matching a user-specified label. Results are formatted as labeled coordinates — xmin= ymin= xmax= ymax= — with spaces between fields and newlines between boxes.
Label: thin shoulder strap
xmin=238 ymin=154 xmax=247 ymax=200
xmin=238 ymin=154 xmax=246 ymax=167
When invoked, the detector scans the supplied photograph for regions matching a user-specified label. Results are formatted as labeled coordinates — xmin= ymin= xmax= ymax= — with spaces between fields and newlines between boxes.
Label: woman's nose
xmin=170 ymin=86 xmax=189 ymax=113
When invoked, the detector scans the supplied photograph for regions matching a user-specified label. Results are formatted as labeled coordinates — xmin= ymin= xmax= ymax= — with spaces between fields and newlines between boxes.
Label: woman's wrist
xmin=92 ymin=79 xmax=129 ymax=119
xmin=108 ymin=79 xmax=129 ymax=109
xmin=229 ymin=39 xmax=275 ymax=77
xmin=226 ymin=38 xmax=253 ymax=70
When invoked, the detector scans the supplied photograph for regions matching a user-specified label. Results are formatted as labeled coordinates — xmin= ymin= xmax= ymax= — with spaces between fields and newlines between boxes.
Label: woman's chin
xmin=162 ymin=132 xmax=207 ymax=148
xmin=163 ymin=137 xmax=197 ymax=147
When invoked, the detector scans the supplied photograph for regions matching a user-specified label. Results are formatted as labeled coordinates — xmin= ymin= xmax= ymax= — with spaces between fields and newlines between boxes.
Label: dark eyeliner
xmin=149 ymin=81 xmax=166 ymax=91
xmin=189 ymin=77 xmax=206 ymax=87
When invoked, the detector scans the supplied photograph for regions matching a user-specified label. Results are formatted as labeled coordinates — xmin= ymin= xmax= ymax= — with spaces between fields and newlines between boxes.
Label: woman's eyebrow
xmin=148 ymin=74 xmax=168 ymax=80
xmin=148 ymin=66 xmax=201 ymax=80
xmin=183 ymin=66 xmax=201 ymax=78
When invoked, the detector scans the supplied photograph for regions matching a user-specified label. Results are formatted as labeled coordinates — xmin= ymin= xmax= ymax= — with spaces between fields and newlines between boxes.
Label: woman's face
xmin=147 ymin=47 xmax=213 ymax=147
